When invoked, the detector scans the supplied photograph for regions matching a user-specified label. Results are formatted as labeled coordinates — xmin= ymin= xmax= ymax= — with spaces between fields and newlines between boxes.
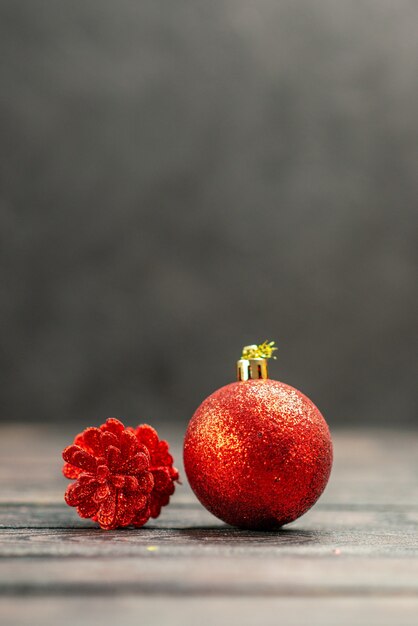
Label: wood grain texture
xmin=0 ymin=425 xmax=417 ymax=625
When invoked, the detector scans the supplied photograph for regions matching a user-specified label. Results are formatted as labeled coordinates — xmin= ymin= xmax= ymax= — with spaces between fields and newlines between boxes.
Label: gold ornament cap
xmin=236 ymin=341 xmax=277 ymax=381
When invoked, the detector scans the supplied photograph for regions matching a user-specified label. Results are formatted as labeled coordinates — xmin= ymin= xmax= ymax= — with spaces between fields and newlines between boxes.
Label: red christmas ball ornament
xmin=184 ymin=342 xmax=333 ymax=530
xmin=62 ymin=418 xmax=178 ymax=530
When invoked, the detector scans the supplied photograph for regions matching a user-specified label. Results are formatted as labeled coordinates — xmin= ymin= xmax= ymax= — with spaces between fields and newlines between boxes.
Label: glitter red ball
xmin=184 ymin=379 xmax=333 ymax=530
xmin=62 ymin=418 xmax=178 ymax=530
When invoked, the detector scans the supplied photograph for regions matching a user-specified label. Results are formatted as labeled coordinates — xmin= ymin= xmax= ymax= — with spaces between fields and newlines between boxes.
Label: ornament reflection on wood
xmin=183 ymin=341 xmax=333 ymax=530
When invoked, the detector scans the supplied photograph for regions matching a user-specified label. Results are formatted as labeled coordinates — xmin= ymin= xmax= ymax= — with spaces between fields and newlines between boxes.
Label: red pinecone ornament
xmin=134 ymin=424 xmax=179 ymax=518
xmin=62 ymin=418 xmax=178 ymax=530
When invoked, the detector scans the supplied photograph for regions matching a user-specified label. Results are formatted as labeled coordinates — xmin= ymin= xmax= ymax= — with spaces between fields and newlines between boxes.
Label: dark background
xmin=0 ymin=1 xmax=417 ymax=428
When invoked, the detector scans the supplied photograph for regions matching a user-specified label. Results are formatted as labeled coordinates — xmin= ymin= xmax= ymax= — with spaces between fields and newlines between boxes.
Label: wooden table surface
xmin=0 ymin=424 xmax=417 ymax=625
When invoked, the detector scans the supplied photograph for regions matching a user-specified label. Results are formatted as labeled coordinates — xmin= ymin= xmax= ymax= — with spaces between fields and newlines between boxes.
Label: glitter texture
xmin=183 ymin=379 xmax=333 ymax=530
xmin=134 ymin=423 xmax=179 ymax=518
xmin=62 ymin=418 xmax=178 ymax=530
